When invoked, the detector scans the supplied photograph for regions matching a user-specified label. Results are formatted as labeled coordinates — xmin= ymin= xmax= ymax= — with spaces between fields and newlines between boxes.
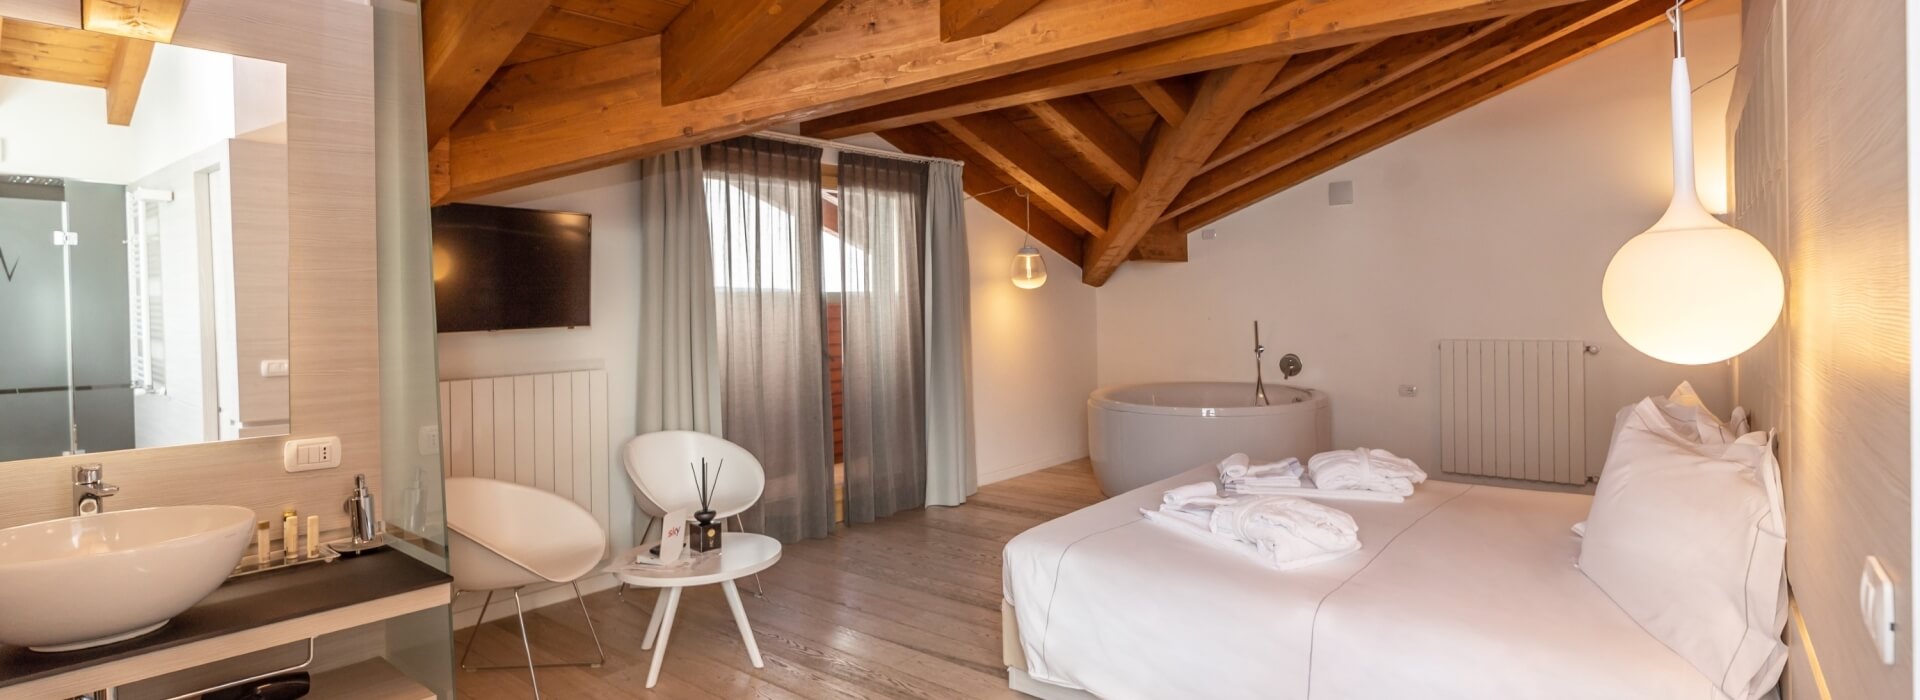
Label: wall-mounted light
xmin=1009 ymin=188 xmax=1047 ymax=289
xmin=1601 ymin=1 xmax=1782 ymax=365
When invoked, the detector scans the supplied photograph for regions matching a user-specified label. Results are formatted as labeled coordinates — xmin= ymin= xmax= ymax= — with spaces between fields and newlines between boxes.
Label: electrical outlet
xmin=1398 ymin=385 xmax=1419 ymax=397
xmin=282 ymin=436 xmax=342 ymax=473
xmin=418 ymin=425 xmax=441 ymax=456
xmin=259 ymin=359 xmax=290 ymax=377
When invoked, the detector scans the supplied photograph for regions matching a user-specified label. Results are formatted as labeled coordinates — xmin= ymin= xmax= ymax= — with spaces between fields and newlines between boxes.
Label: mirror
xmin=0 ymin=17 xmax=290 ymax=461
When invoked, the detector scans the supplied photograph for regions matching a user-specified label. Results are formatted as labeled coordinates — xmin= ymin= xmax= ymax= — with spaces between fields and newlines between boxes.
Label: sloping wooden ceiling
xmin=0 ymin=16 xmax=157 ymax=125
xmin=426 ymin=0 xmax=1693 ymax=286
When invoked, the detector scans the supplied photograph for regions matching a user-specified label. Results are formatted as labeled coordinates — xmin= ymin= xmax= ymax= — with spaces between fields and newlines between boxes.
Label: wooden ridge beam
xmin=1083 ymin=58 xmax=1288 ymax=286
xmin=439 ymin=0 xmax=1291 ymax=202
xmin=1207 ymin=18 xmax=1517 ymax=170
xmin=1165 ymin=0 xmax=1643 ymax=220
xmin=939 ymin=110 xmax=1111 ymax=235
xmin=422 ymin=0 xmax=553 ymax=144
xmin=1027 ymin=96 xmax=1144 ymax=191
xmin=800 ymin=0 xmax=1590 ymax=140
xmin=941 ymin=0 xmax=1047 ymax=41
xmin=103 ymin=36 xmax=152 ymax=126
xmin=1176 ymin=0 xmax=1684 ymax=233
xmin=660 ymin=0 xmax=839 ymax=104
xmin=877 ymin=125 xmax=1086 ymax=267
xmin=81 ymin=0 xmax=186 ymax=43
xmin=1133 ymin=78 xmax=1196 ymax=127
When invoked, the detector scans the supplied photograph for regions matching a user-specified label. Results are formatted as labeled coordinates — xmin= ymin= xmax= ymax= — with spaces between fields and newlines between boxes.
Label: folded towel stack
xmin=1306 ymin=448 xmax=1428 ymax=497
xmin=1144 ymin=482 xmax=1362 ymax=570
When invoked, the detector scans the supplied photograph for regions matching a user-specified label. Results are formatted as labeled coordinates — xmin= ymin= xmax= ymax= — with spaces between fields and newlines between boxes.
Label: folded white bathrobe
xmin=1144 ymin=484 xmax=1362 ymax=569
xmin=1216 ymin=453 xmax=1306 ymax=489
xmin=1307 ymin=448 xmax=1428 ymax=496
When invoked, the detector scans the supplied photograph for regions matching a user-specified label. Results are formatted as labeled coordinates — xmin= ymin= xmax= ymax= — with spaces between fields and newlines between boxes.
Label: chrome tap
xmin=1253 ymin=321 xmax=1271 ymax=407
xmin=73 ymin=464 xmax=118 ymax=516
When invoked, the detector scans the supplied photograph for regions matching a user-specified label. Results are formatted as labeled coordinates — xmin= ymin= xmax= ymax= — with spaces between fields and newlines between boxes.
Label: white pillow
xmin=1610 ymin=381 xmax=1746 ymax=446
xmin=1580 ymin=398 xmax=1786 ymax=700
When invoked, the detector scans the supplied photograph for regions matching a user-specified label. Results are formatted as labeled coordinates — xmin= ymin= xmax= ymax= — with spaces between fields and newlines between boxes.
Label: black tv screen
xmin=432 ymin=203 xmax=591 ymax=333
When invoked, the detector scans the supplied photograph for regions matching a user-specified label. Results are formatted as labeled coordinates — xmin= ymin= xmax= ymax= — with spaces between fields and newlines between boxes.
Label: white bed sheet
xmin=1003 ymin=466 xmax=1720 ymax=700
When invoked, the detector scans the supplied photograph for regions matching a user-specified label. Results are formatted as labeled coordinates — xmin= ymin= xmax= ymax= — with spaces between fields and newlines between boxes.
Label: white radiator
xmin=438 ymin=370 xmax=611 ymax=529
xmin=1437 ymin=340 xmax=1592 ymax=485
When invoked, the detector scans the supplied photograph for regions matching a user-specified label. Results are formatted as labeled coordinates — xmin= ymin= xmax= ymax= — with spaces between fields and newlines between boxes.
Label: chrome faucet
xmin=1252 ymin=321 xmax=1271 ymax=407
xmin=73 ymin=464 xmax=118 ymax=516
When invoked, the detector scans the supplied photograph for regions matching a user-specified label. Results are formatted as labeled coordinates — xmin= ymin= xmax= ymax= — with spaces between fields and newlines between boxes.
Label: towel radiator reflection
xmin=1437 ymin=339 xmax=1595 ymax=486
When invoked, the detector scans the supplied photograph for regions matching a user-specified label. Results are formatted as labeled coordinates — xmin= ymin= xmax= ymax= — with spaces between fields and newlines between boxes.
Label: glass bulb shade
xmin=1603 ymin=221 xmax=1783 ymax=365
xmin=1011 ymin=246 xmax=1048 ymax=289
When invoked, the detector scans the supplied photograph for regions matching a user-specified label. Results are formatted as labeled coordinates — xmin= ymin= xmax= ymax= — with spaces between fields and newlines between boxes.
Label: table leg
xmin=641 ymin=588 xmax=667 ymax=650
xmin=722 ymin=580 xmax=764 ymax=668
xmin=645 ymin=587 xmax=682 ymax=689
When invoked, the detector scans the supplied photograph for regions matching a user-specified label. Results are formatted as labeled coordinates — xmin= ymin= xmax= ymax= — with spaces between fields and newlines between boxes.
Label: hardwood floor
xmin=454 ymin=460 xmax=1104 ymax=699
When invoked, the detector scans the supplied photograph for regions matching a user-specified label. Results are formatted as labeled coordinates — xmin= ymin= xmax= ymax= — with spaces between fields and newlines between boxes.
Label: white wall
xmin=1094 ymin=5 xmax=1742 ymax=476
xmin=437 ymin=163 xmax=646 ymax=553
xmin=964 ymin=199 xmax=1100 ymax=484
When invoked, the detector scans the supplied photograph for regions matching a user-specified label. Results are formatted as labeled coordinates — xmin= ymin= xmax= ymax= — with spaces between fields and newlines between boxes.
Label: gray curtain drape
xmin=636 ymin=149 xmax=721 ymax=436
xmin=922 ymin=161 xmax=976 ymax=507
xmin=838 ymin=153 xmax=929 ymax=523
xmin=704 ymin=137 xmax=835 ymax=542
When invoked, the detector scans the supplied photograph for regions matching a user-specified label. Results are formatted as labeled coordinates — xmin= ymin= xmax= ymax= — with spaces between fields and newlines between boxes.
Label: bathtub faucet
xmin=1252 ymin=321 xmax=1270 ymax=407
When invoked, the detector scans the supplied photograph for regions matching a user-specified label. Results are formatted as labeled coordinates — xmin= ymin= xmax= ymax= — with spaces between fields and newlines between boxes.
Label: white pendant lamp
xmin=1601 ymin=2 xmax=1782 ymax=365
xmin=1010 ymin=188 xmax=1048 ymax=289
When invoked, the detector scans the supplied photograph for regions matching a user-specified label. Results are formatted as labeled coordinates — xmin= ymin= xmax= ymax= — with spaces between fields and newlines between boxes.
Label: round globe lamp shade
xmin=1602 ymin=223 xmax=1783 ymax=365
xmin=1011 ymin=245 xmax=1048 ymax=289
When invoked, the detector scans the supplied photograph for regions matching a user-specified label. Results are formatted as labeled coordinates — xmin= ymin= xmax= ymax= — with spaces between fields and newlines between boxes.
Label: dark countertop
xmin=0 ymin=548 xmax=450 ymax=689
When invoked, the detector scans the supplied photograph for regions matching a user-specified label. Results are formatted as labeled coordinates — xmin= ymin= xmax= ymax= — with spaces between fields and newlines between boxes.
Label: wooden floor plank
xmin=454 ymin=459 xmax=1103 ymax=699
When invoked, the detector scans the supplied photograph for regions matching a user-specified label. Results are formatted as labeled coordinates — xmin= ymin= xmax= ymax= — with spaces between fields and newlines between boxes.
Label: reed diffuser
xmin=689 ymin=458 xmax=725 ymax=552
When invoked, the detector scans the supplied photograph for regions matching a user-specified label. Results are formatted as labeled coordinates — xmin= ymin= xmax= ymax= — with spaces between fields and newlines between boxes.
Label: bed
xmin=1001 ymin=465 xmax=1722 ymax=700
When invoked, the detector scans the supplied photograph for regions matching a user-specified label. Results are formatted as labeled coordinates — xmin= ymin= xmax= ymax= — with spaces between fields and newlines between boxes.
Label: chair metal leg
xmin=732 ymin=514 xmax=767 ymax=599
xmin=571 ymin=581 xmax=607 ymax=668
xmin=457 ymin=590 xmax=495 ymax=671
xmin=512 ymin=590 xmax=541 ymax=700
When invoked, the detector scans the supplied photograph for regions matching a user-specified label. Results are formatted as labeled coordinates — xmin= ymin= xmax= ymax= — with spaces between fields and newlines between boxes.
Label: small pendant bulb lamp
xmin=1010 ymin=188 xmax=1048 ymax=289
xmin=1601 ymin=1 xmax=1782 ymax=365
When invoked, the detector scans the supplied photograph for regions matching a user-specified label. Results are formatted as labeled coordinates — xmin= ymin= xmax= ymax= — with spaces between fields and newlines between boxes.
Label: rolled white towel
xmin=1215 ymin=453 xmax=1253 ymax=480
xmin=1221 ymin=457 xmax=1304 ymax=488
xmin=1163 ymin=481 xmax=1227 ymax=508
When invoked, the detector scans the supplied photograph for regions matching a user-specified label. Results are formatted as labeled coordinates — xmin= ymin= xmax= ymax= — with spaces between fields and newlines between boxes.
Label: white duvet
xmin=1003 ymin=466 xmax=1723 ymax=700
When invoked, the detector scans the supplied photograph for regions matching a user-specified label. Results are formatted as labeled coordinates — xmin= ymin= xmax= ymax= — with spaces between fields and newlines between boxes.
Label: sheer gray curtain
xmin=703 ymin=137 xmax=835 ymax=542
xmin=636 ymin=149 xmax=721 ymax=436
xmin=922 ymin=160 xmax=976 ymax=507
xmin=838 ymin=153 xmax=928 ymax=523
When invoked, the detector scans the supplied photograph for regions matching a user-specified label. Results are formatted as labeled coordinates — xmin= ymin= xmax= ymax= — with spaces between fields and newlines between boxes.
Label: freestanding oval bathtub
xmin=1088 ymin=382 xmax=1331 ymax=496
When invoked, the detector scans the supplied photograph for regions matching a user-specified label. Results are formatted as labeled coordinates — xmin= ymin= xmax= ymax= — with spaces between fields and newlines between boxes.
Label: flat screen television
xmin=431 ymin=203 xmax=591 ymax=333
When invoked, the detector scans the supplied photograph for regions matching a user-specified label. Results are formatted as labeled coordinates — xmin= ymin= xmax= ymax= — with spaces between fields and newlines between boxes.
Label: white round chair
xmin=622 ymin=430 xmax=767 ymax=593
xmin=446 ymin=477 xmax=610 ymax=699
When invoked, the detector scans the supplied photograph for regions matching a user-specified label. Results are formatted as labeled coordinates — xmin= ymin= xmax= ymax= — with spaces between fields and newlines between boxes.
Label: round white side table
xmin=613 ymin=533 xmax=782 ymax=688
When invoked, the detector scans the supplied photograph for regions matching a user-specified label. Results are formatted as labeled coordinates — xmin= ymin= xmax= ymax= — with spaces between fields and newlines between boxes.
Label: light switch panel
xmin=1861 ymin=555 xmax=1897 ymax=665
xmin=260 ymin=359 xmax=290 ymax=377
xmin=283 ymin=436 xmax=342 ymax=473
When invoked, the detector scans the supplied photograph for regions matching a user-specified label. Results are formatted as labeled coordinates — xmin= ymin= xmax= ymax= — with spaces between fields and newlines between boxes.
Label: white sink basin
xmin=0 ymin=505 xmax=255 ymax=651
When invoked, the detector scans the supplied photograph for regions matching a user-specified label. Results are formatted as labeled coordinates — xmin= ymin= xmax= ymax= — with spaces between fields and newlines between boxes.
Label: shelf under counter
xmin=0 ymin=548 xmax=452 ymax=700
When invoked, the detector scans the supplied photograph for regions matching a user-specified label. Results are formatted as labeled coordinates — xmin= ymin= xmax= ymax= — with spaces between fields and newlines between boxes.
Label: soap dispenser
xmin=335 ymin=474 xmax=386 ymax=555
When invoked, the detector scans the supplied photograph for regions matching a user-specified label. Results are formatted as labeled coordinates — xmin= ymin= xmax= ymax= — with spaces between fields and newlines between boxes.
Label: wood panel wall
xmin=1730 ymin=0 xmax=1912 ymax=697
xmin=0 ymin=0 xmax=380 ymax=537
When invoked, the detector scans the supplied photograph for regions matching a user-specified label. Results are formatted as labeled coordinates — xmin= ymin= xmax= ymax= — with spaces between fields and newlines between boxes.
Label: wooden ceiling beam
xmin=1027 ymin=96 xmax=1144 ymax=190
xmin=800 ymin=0 xmax=1591 ymax=139
xmin=422 ymin=0 xmax=553 ymax=145
xmin=1176 ymin=0 xmax=1684 ymax=232
xmin=1133 ymin=78 xmax=1195 ymax=127
xmin=1166 ymin=0 xmax=1642 ymax=220
xmin=1129 ymin=222 xmax=1188 ymax=262
xmin=659 ymin=0 xmax=839 ymax=105
xmin=940 ymin=0 xmax=1047 ymax=41
xmin=103 ymin=36 xmax=152 ymax=126
xmin=877 ymin=124 xmax=1086 ymax=267
xmin=1083 ymin=58 xmax=1288 ymax=286
xmin=439 ymin=0 xmax=1293 ymax=202
xmin=1208 ymin=18 xmax=1518 ymax=170
xmin=1261 ymin=42 xmax=1377 ymax=100
xmin=939 ymin=110 xmax=1111 ymax=236
xmin=80 ymin=0 xmax=186 ymax=43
